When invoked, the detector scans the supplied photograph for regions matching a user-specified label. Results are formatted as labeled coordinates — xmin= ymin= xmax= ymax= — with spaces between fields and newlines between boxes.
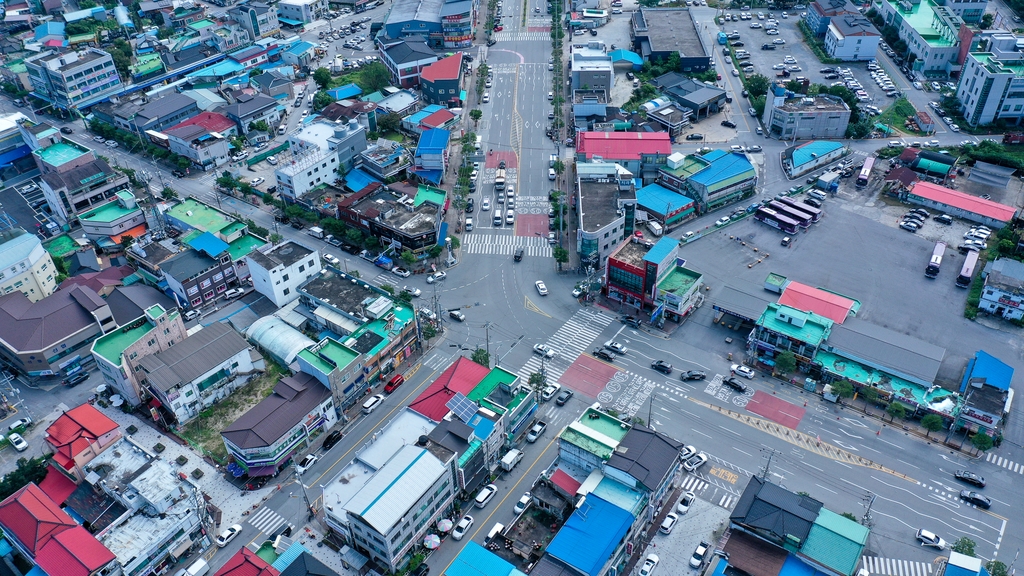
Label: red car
xmin=494 ymin=25 xmax=503 ymax=31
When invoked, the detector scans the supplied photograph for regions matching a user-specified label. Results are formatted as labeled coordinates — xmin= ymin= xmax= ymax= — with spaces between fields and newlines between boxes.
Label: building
xmin=295 ymin=336 xmax=363 ymax=420
xmin=439 ymin=0 xmax=474 ymax=48
xmin=635 ymin=182 xmax=696 ymax=228
xmin=45 ymin=403 xmax=121 ymax=482
xmin=222 ymin=372 xmax=337 ymax=477
xmin=223 ymin=93 xmax=282 ymax=136
xmin=93 ymin=93 xmax=199 ymax=133
xmin=358 ymin=139 xmax=411 ymax=181
xmin=229 ymin=2 xmax=280 ymax=39
xmin=216 ymin=548 xmax=280 ymax=576
xmin=246 ymin=240 xmax=323 ymax=307
xmin=570 ymin=45 xmax=614 ymax=92
xmin=24 ymin=48 xmax=123 ymax=110
xmin=752 ymin=302 xmax=835 ymax=372
xmin=876 ymin=0 xmax=969 ymax=76
xmin=275 ymin=120 xmax=367 ymax=201
xmin=900 ymin=181 xmax=1017 ymax=228
xmin=159 ymin=235 xmax=239 ymax=308
xmin=605 ymin=236 xmax=704 ymax=323
xmin=166 ymin=124 xmax=232 ymax=171
xmin=653 ymin=73 xmax=728 ymax=119
xmin=380 ymin=39 xmax=439 ymax=88
xmin=824 ymin=14 xmax=880 ymax=61
xmin=278 ymin=0 xmax=326 ymax=24
xmin=806 ymin=0 xmax=861 ymax=36
xmin=544 ymin=494 xmax=636 ymax=576
xmin=606 ymin=423 xmax=684 ymax=523
xmin=166 ymin=110 xmax=238 ymax=138
xmin=980 ymin=258 xmax=1024 ymax=320
xmin=659 ymin=149 xmax=757 ymax=212
xmin=140 ymin=322 xmax=263 ymax=424
xmin=576 ymin=162 xmax=638 ymax=267
xmin=412 ymin=128 xmax=449 ymax=184
xmin=337 ymin=185 xmax=445 ymax=255
xmin=78 ymin=190 xmax=147 ymax=245
xmin=0 ymin=227 xmax=57 ymax=302
xmin=630 ymin=8 xmax=711 ymax=72
xmin=0 ymin=285 xmax=115 ymax=376
xmin=575 ymin=131 xmax=672 ymax=181
xmin=157 ymin=197 xmax=267 ymax=278
xmin=34 ymin=141 xmax=131 ymax=225
xmin=251 ymin=70 xmax=295 ymax=101
xmin=764 ymin=86 xmax=852 ymax=140
xmin=420 ymin=54 xmax=464 ymax=106
xmin=91 ymin=303 xmax=188 ymax=407
xmin=957 ymin=52 xmax=1024 ymax=126
xmin=783 ymin=140 xmax=847 ymax=177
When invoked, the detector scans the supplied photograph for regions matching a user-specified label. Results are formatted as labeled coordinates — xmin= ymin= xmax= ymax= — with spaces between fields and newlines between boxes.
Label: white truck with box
xmin=306 ymin=226 xmax=325 ymax=239
xmin=174 ymin=559 xmax=209 ymax=576
xmin=646 ymin=221 xmax=663 ymax=236
xmin=500 ymin=449 xmax=523 ymax=472
xmin=549 ymin=154 xmax=558 ymax=167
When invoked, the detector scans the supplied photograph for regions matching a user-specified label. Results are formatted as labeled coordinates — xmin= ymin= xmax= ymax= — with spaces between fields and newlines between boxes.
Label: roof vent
xmin=417 ymin=435 xmax=429 ymax=446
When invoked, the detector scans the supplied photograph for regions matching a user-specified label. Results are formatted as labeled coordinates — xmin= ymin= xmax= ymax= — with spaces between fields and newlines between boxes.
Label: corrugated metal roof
xmin=791 ymin=141 xmax=844 ymax=168
xmin=800 ymin=509 xmax=868 ymax=576
xmin=825 ymin=318 xmax=945 ymax=384
xmin=546 ymin=494 xmax=633 ymax=576
xmin=909 ymin=181 xmax=1017 ymax=222
xmin=344 ymin=445 xmax=447 ymax=534
xmin=222 ymin=373 xmax=330 ymax=449
xmin=577 ymin=131 xmax=672 ymax=161
xmin=447 ymin=542 xmax=515 ymax=576
xmin=136 ymin=322 xmax=251 ymax=392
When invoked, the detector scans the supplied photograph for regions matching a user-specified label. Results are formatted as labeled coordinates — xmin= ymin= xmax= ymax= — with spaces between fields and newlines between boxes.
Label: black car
xmin=723 ymin=377 xmax=749 ymax=393
xmin=741 ymin=90 xmax=748 ymax=97
xmin=761 ymin=43 xmax=777 ymax=50
xmin=935 ymin=214 xmax=953 ymax=225
xmin=960 ymin=490 xmax=991 ymax=509
xmin=62 ymin=372 xmax=89 ymax=387
xmin=555 ymin=388 xmax=574 ymax=406
xmin=341 ymin=244 xmax=361 ymax=255
xmin=290 ymin=221 xmax=304 ymax=230
xmin=589 ymin=28 xmax=597 ymax=35
xmin=954 ymin=470 xmax=986 ymax=488
xmin=465 ymin=198 xmax=475 ymax=212
xmin=411 ymin=564 xmax=430 ymax=576
xmin=686 ymin=133 xmax=705 ymax=140
xmin=487 ymin=38 xmax=497 ymax=46
xmin=721 ymin=120 xmax=737 ymax=129
xmin=593 ymin=349 xmax=615 ymax=362
xmin=621 ymin=315 xmax=641 ymax=328
xmin=731 ymin=41 xmax=744 ymax=46
xmin=499 ymin=160 xmax=506 ymax=169
xmin=60 ymin=127 xmax=74 ymax=134
xmin=803 ymin=198 xmax=822 ymax=209
xmin=682 ymin=370 xmax=707 ymax=381
xmin=651 ymin=360 xmax=673 ymax=374
xmin=322 ymin=430 xmax=343 ymax=450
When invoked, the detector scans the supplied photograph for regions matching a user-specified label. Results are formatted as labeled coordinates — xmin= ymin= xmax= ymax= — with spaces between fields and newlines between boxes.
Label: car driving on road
xmin=960 ymin=490 xmax=991 ymax=509
xmin=651 ymin=360 xmax=672 ymax=374
xmin=682 ymin=370 xmax=707 ymax=381
xmin=954 ymin=470 xmax=986 ymax=487
xmin=533 ymin=344 xmax=556 ymax=358
xmin=732 ymin=364 xmax=756 ymax=379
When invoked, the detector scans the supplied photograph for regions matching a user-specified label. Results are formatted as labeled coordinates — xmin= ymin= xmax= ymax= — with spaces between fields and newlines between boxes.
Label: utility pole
xmin=861 ymin=491 xmax=875 ymax=528
xmin=648 ymin=392 xmax=655 ymax=427
xmin=759 ymin=447 xmax=778 ymax=481
xmin=484 ymin=322 xmax=491 ymax=360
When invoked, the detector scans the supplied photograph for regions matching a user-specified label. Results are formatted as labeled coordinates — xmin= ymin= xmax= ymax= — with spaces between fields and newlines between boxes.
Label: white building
xmin=824 ymin=14 xmax=880 ymax=61
xmin=980 ymin=258 xmax=1024 ymax=321
xmin=576 ymin=162 xmax=637 ymax=267
xmin=277 ymin=0 xmax=326 ymax=23
xmin=275 ymin=120 xmax=367 ymax=200
xmin=24 ymin=48 xmax=123 ymax=111
xmin=876 ymin=0 xmax=967 ymax=77
xmin=245 ymin=240 xmax=322 ymax=307
xmin=165 ymin=124 xmax=231 ymax=171
xmin=0 ymin=227 xmax=57 ymax=302
xmin=957 ymin=51 xmax=1024 ymax=126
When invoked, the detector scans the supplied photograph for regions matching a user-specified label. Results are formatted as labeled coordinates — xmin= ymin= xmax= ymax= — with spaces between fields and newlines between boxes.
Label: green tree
xmin=862 ymin=387 xmax=879 ymax=405
xmin=248 ymin=120 xmax=270 ymax=133
xmin=449 ymin=236 xmax=461 ymax=250
xmin=553 ymin=246 xmax=569 ymax=269
xmin=269 ymin=233 xmax=284 ymax=244
xmin=840 ymin=512 xmax=858 ymax=522
xmin=379 ymin=283 xmax=395 ymax=295
xmin=987 ymin=561 xmax=1008 ymax=576
xmin=469 ymin=109 xmax=483 ymax=125
xmin=971 ymin=432 xmax=994 ymax=454
xmin=175 ymin=156 xmax=192 ymax=170
xmin=773 ymin=351 xmax=797 ymax=375
xmin=161 ymin=187 xmax=178 ymax=200
xmin=313 ymin=91 xmax=335 ymax=111
xmin=471 ymin=348 xmax=490 ymax=367
xmin=952 ymin=537 xmax=977 ymax=557
xmin=886 ymin=401 xmax=907 ymax=422
xmin=921 ymin=414 xmax=944 ymax=438
xmin=400 ymin=249 xmax=417 ymax=267
xmin=746 ymin=74 xmax=771 ymax=98
xmin=752 ymin=95 xmax=767 ymax=118
xmin=360 ymin=62 xmax=391 ymax=92
xmin=0 ymin=457 xmax=49 ymax=502
xmin=830 ymin=379 xmax=855 ymax=399
xmin=120 ymin=234 xmax=135 ymax=249
xmin=528 ymin=371 xmax=546 ymax=391
xmin=421 ymin=323 xmax=437 ymax=341
xmin=552 ymin=159 xmax=565 ymax=176
xmin=980 ymin=13 xmax=995 ymax=28
xmin=313 ymin=67 xmax=332 ymax=90
xmin=428 ymin=245 xmax=444 ymax=259
xmin=377 ymin=112 xmax=401 ymax=134
xmin=346 ymin=228 xmax=364 ymax=246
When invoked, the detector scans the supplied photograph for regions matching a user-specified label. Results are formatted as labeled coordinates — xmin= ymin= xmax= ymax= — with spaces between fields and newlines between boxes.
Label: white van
xmin=548 ymin=168 xmax=556 ymax=180
xmin=362 ymin=394 xmax=384 ymax=414
xmin=475 ymin=484 xmax=497 ymax=508
xmin=484 ymin=522 xmax=505 ymax=545
xmin=465 ymin=217 xmax=473 ymax=231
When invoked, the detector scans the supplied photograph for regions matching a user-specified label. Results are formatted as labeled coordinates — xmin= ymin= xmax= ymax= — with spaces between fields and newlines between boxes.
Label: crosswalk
xmin=860 ymin=557 xmax=934 ymax=576
xmin=493 ymin=31 xmax=550 ymax=41
xmin=463 ymin=233 xmax=553 ymax=257
xmin=985 ymin=452 xmax=1024 ymax=473
xmin=679 ymin=474 xmax=739 ymax=509
xmin=516 ymin=308 xmax=613 ymax=383
xmin=247 ymin=506 xmax=293 ymax=536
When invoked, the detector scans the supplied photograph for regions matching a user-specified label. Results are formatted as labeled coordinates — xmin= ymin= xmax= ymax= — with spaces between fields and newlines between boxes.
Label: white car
xmin=690 ymin=541 xmax=710 ymax=568
xmin=732 ymin=364 xmax=756 ymax=379
xmin=216 ymin=524 xmax=243 ymax=547
xmin=715 ymin=216 xmax=731 ymax=227
xmin=470 ymin=169 xmax=479 ymax=180
xmin=251 ymin=177 xmax=265 ymax=187
xmin=426 ymin=271 xmax=447 ymax=283
xmin=772 ymin=63 xmax=787 ymax=70
xmin=391 ymin=267 xmax=412 ymax=278
xmin=402 ymin=286 xmax=422 ymax=297
xmin=535 ymin=280 xmax=548 ymax=295
xmin=541 ymin=383 xmax=561 ymax=401
xmin=639 ymin=554 xmax=659 ymax=576
xmin=604 ymin=341 xmax=628 ymax=354
xmin=6 ymin=433 xmax=27 ymax=452
xmin=7 ymin=417 xmax=31 ymax=431
xmin=105 ymin=140 xmax=119 ymax=148
xmin=481 ymin=198 xmax=490 ymax=211
xmin=683 ymin=452 xmax=708 ymax=472
xmin=452 ymin=515 xmax=474 ymax=540
xmin=296 ymin=454 xmax=318 ymax=475
xmin=323 ymin=253 xmax=340 ymax=266
xmin=659 ymin=512 xmax=679 ymax=534
xmin=514 ymin=492 xmax=532 ymax=514
xmin=677 ymin=491 xmax=695 ymax=514
xmin=224 ymin=288 xmax=245 ymax=299
xmin=917 ymin=529 xmax=946 ymax=549
xmin=533 ymin=344 xmax=556 ymax=358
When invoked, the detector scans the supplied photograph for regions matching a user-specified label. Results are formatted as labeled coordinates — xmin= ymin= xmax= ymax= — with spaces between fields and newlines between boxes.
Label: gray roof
xmin=439 ymin=0 xmax=472 ymax=16
xmin=986 ymin=258 xmax=1024 ymax=289
xmin=134 ymin=93 xmax=197 ymax=125
xmin=824 ymin=318 xmax=945 ymax=385
xmin=159 ymin=249 xmax=219 ymax=281
xmin=279 ymin=552 xmax=340 ymax=576
xmin=106 ymin=285 xmax=177 ymax=326
xmin=713 ymin=284 xmax=775 ymax=323
xmin=252 ymin=71 xmax=292 ymax=91
xmin=383 ymin=40 xmax=436 ymax=66
xmin=247 ymin=241 xmax=315 ymax=271
xmin=0 ymin=288 xmax=101 ymax=353
xmin=222 ymin=373 xmax=331 ymax=449
xmin=41 ymin=159 xmax=117 ymax=191
xmin=223 ymin=93 xmax=278 ymax=120
xmin=681 ymin=86 xmax=726 ymax=107
xmin=605 ymin=424 xmax=684 ymax=491
xmin=137 ymin=322 xmax=251 ymax=392
xmin=731 ymin=476 xmax=822 ymax=544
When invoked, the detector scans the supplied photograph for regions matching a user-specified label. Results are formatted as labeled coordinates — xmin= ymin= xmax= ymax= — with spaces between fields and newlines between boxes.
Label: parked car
xmin=677 ymin=491 xmax=695 ymax=514
xmin=452 ymin=515 xmax=474 ymax=540
xmin=322 ymin=430 xmax=343 ymax=450
xmin=731 ymin=364 xmax=756 ymax=379
xmin=224 ymin=288 xmax=245 ymax=299
xmin=7 ymin=418 xmax=31 ymax=432
xmin=659 ymin=512 xmax=679 ymax=534
xmin=639 ymin=554 xmax=660 ymax=576
xmin=683 ymin=452 xmax=708 ymax=472
xmin=514 ymin=492 xmax=532 ymax=514
xmin=391 ymin=267 xmax=411 ymax=278
xmin=555 ymin=388 xmax=574 ymax=406
xmin=690 ymin=541 xmax=710 ymax=568
xmin=6 ymin=433 xmax=27 ymax=452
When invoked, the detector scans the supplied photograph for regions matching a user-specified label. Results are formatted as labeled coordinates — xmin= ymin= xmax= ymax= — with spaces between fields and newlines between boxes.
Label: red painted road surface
xmin=745 ymin=390 xmax=806 ymax=429
xmin=515 ymin=214 xmax=548 ymax=237
xmin=561 ymin=355 xmax=620 ymax=398
xmin=485 ymin=151 xmax=517 ymax=169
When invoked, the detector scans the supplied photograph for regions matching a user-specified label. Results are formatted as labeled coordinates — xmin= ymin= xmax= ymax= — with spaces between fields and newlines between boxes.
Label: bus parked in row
xmin=956 ymin=249 xmax=980 ymax=288
xmin=925 ymin=241 xmax=946 ymax=279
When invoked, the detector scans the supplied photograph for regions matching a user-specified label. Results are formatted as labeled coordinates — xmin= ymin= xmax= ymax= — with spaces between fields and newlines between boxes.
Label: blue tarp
xmin=187 ymin=231 xmax=230 ymax=257
xmin=546 ymin=495 xmax=633 ymax=576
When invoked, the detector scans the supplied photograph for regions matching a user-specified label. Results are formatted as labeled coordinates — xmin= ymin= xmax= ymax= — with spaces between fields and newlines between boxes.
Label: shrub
xmin=154 ymin=443 xmax=165 ymax=453
xmin=126 ymin=425 xmax=138 ymax=435
xmin=176 ymin=455 xmax=188 ymax=466
xmin=191 ymin=468 xmax=204 ymax=479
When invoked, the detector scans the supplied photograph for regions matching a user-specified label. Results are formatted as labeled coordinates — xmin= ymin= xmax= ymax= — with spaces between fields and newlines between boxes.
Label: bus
xmin=494 ymin=168 xmax=506 ymax=191
xmin=856 ymin=156 xmax=875 ymax=187
xmin=767 ymin=201 xmax=812 ymax=229
xmin=754 ymin=207 xmax=798 ymax=234
xmin=925 ymin=241 xmax=946 ymax=278
xmin=956 ymin=249 xmax=980 ymax=288
xmin=777 ymin=197 xmax=823 ymax=222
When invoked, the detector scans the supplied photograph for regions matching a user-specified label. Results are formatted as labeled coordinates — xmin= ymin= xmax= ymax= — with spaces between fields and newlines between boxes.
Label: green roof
xmin=346 ymin=301 xmax=415 ymax=358
xmin=415 ymin=185 xmax=447 ymax=208
xmin=188 ymin=18 xmax=216 ymax=30
xmin=221 ymin=221 xmax=246 ymax=236
xmin=92 ymin=319 xmax=156 ymax=366
xmin=886 ymin=0 xmax=956 ymax=47
xmin=468 ymin=366 xmax=518 ymax=404
xmin=130 ymin=53 xmax=164 ymax=76
xmin=227 ymin=234 xmax=266 ymax=261
xmin=657 ymin=266 xmax=701 ymax=295
xmin=298 ymin=349 xmax=333 ymax=374
xmin=558 ymin=408 xmax=630 ymax=460
xmin=79 ymin=200 xmax=140 ymax=224
xmin=800 ymin=509 xmax=869 ymax=576
xmin=660 ymin=155 xmax=707 ymax=178
xmin=35 ymin=142 xmax=89 ymax=167
xmin=303 ymin=338 xmax=360 ymax=374
xmin=166 ymin=198 xmax=235 ymax=234
xmin=757 ymin=303 xmax=832 ymax=346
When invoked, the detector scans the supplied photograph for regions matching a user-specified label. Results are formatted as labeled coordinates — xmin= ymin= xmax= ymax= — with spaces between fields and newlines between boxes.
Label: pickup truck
xmin=526 ymin=421 xmax=547 ymax=443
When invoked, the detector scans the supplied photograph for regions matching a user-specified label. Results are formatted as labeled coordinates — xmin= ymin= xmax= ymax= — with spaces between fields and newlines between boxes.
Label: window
xmin=283 ymin=287 xmax=290 ymax=295
xmin=298 ymin=265 xmax=305 ymax=273
xmin=282 ymin=274 xmax=290 ymax=281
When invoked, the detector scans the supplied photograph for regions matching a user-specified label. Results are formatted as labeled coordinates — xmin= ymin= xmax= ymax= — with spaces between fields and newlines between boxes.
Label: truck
xmin=494 ymin=168 xmax=506 ymax=191
xmin=374 ymin=255 xmax=393 ymax=270
xmin=306 ymin=226 xmax=325 ymax=239
xmin=526 ymin=421 xmax=547 ymax=443
xmin=1003 ymin=133 xmax=1024 ymax=145
xmin=500 ymin=448 xmax=524 ymax=472
xmin=646 ymin=221 xmax=663 ymax=236
xmin=549 ymin=154 xmax=558 ymax=168
xmin=174 ymin=559 xmax=209 ymax=576
xmin=718 ymin=31 xmax=728 ymax=44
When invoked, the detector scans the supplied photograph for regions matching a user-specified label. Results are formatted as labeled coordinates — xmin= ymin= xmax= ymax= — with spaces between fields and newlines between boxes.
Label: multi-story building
xmin=92 ymin=93 xmax=199 ymax=133
xmin=630 ymin=8 xmax=712 ymax=72
xmin=440 ymin=1 xmax=474 ymax=48
xmin=570 ymin=45 xmax=614 ymax=92
xmin=763 ymin=87 xmax=852 ymax=140
xmin=160 ymin=242 xmax=237 ymax=308
xmin=604 ymin=236 xmax=704 ymax=323
xmin=979 ymin=258 xmax=1024 ymax=321
xmin=45 ymin=403 xmax=121 ymax=483
xmin=876 ymin=0 xmax=969 ymax=76
xmin=223 ymin=93 xmax=282 ymax=136
xmin=91 ymin=303 xmax=187 ymax=407
xmin=337 ymin=185 xmax=445 ymax=255
xmin=957 ymin=52 xmax=1024 ymax=126
xmin=78 ymin=190 xmax=147 ymax=242
xmin=412 ymin=128 xmax=449 ymax=184
xmin=575 ymin=162 xmax=637 ymax=267
xmin=0 ymin=227 xmax=57 ymax=302
xmin=659 ymin=149 xmax=758 ymax=212
xmin=24 ymin=48 xmax=123 ymax=111
xmin=825 ymin=14 xmax=881 ymax=61
xmin=806 ymin=0 xmax=860 ymax=37
xmin=246 ymin=240 xmax=322 ymax=307
xmin=358 ymin=140 xmax=411 ymax=181
xmin=575 ymin=131 xmax=671 ymax=182
xmin=229 ymin=2 xmax=280 ymax=39
xmin=166 ymin=124 xmax=231 ymax=171
xmin=296 ymin=336 xmax=363 ymax=417
xmin=419 ymin=54 xmax=464 ymax=106
xmin=34 ymin=141 xmax=131 ymax=225
xmin=380 ymin=39 xmax=439 ymax=88
xmin=275 ymin=120 xmax=367 ymax=201
xmin=277 ymin=0 xmax=327 ymax=24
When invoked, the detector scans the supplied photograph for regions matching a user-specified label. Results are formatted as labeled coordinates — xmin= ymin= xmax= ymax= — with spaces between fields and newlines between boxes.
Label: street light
xmin=293 ymin=462 xmax=315 ymax=520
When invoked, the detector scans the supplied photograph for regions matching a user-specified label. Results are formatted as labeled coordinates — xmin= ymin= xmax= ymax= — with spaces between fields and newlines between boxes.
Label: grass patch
xmin=44 ymin=235 xmax=78 ymax=259
xmin=798 ymin=20 xmax=842 ymax=65
xmin=875 ymin=98 xmax=919 ymax=136
xmin=179 ymin=362 xmax=285 ymax=464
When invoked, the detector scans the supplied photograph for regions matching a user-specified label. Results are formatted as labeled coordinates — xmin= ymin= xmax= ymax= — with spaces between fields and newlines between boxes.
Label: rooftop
xmin=35 ymin=141 xmax=90 ymax=167
xmin=579 ymin=181 xmax=625 ymax=233
xmin=546 ymin=494 xmax=634 ymax=576
xmin=409 ymin=357 xmax=491 ymax=421
xmin=91 ymin=310 xmax=160 ymax=366
xmin=687 ymin=149 xmax=757 ymax=193
xmin=610 ymin=240 xmax=649 ymax=268
xmin=657 ymin=265 xmax=701 ymax=296
xmin=778 ymin=94 xmax=850 ymax=113
xmin=605 ymin=423 xmax=684 ymax=491
xmin=757 ymin=303 xmax=833 ymax=347
xmin=884 ymin=0 xmax=958 ymax=48
xmin=791 ymin=141 xmax=845 ymax=169
xmin=165 ymin=197 xmax=237 ymax=234
xmin=79 ymin=198 xmax=140 ymax=224
xmin=559 ymin=408 xmax=631 ymax=460
xmin=635 ymin=8 xmax=707 ymax=57
xmin=248 ymin=240 xmax=315 ymax=271
xmin=420 ymin=53 xmax=462 ymax=82
xmin=136 ymin=322 xmax=251 ymax=393
xmin=777 ymin=281 xmax=858 ymax=324
xmin=908 ymin=181 xmax=1017 ymax=222
xmin=731 ymin=476 xmax=823 ymax=544
xmin=576 ymin=131 xmax=671 ymax=161
xmin=296 ymin=337 xmax=359 ymax=376
xmin=222 ymin=373 xmax=331 ymax=450
xmin=343 ymin=444 xmax=448 ymax=534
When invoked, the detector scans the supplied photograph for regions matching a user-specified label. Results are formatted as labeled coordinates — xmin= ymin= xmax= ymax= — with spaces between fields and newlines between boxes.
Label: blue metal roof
xmin=636 ymin=183 xmax=694 ymax=215
xmin=609 ymin=49 xmax=642 ymax=66
xmin=467 ymin=412 xmax=494 ymax=440
xmin=345 ymin=168 xmax=382 ymax=193
xmin=279 ymin=16 xmax=305 ymax=25
xmin=961 ymin=351 xmax=1014 ymax=392
xmin=448 ymin=543 xmax=515 ymax=576
xmin=187 ymin=59 xmax=244 ymax=79
xmin=34 ymin=22 xmax=65 ymax=39
xmin=287 ymin=41 xmax=315 ymax=54
xmin=546 ymin=494 xmax=633 ymax=576
xmin=779 ymin=553 xmax=823 ymax=576
xmin=413 ymin=168 xmax=443 ymax=185
xmin=271 ymin=543 xmax=310 ymax=571
xmin=690 ymin=151 xmax=755 ymax=186
xmin=328 ymin=83 xmax=363 ymax=100
xmin=416 ymin=128 xmax=450 ymax=154
xmin=186 ymin=231 xmax=230 ymax=257
xmin=644 ymin=236 xmax=678 ymax=264
xmin=792 ymin=141 xmax=844 ymax=169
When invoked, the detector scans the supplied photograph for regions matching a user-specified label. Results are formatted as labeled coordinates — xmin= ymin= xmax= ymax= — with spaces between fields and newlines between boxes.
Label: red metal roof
xmin=37 ymin=465 xmax=77 ymax=506
xmin=37 ymin=526 xmax=115 ymax=576
xmin=0 ymin=483 xmax=76 ymax=556
xmin=420 ymin=53 xmax=463 ymax=83
xmin=45 ymin=404 xmax=119 ymax=466
xmin=408 ymin=357 xmax=490 ymax=421
xmin=168 ymin=111 xmax=237 ymax=135
xmin=910 ymin=181 xmax=1017 ymax=223
xmin=577 ymin=131 xmax=672 ymax=161
xmin=778 ymin=281 xmax=856 ymax=324
xmin=214 ymin=547 xmax=280 ymax=576
xmin=421 ymin=109 xmax=456 ymax=128
xmin=550 ymin=468 xmax=583 ymax=495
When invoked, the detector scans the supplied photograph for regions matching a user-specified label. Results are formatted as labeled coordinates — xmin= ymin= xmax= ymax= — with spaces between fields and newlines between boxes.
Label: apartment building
xmin=24 ymin=48 xmax=123 ymax=111
xmin=876 ymin=0 xmax=968 ymax=76
xmin=228 ymin=2 xmax=280 ymax=39
xmin=246 ymin=240 xmax=323 ymax=307
xmin=0 ymin=227 xmax=57 ymax=302
xmin=275 ymin=120 xmax=367 ymax=200
xmin=764 ymin=88 xmax=852 ymax=140
xmin=957 ymin=52 xmax=1024 ymax=126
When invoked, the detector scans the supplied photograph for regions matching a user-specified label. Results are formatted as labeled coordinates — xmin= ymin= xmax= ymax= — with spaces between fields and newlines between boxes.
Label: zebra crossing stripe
xmin=861 ymin=557 xmax=933 ymax=576
xmin=248 ymin=507 xmax=290 ymax=534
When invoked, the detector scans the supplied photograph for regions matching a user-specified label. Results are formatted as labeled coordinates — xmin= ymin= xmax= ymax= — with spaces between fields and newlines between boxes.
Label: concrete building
xmin=900 ymin=181 xmax=1017 ymax=228
xmin=575 ymin=131 xmax=672 ymax=181
xmin=24 ymin=48 xmax=123 ymax=111
xmin=92 ymin=92 xmax=199 ymax=133
xmin=653 ymin=73 xmax=727 ymax=119
xmin=251 ymin=70 xmax=294 ymax=101
xmin=165 ymin=124 xmax=232 ymax=171
xmin=605 ymin=236 xmax=704 ymax=323
xmin=277 ymin=0 xmax=326 ymax=23
xmin=659 ymin=149 xmax=758 ymax=212
xmin=630 ymin=8 xmax=711 ymax=72
xmin=825 ymin=14 xmax=880 ymax=61
xmin=957 ymin=52 xmax=1024 ymax=126
xmin=635 ymin=182 xmax=696 ymax=228
xmin=358 ymin=140 xmax=411 ymax=181
xmin=229 ymin=2 xmax=280 ymax=39
xmin=223 ymin=93 xmax=282 ymax=136
xmin=571 ymin=45 xmax=614 ymax=92
xmin=764 ymin=86 xmax=852 ymax=140
xmin=246 ymin=240 xmax=322 ymax=307
xmin=160 ymin=243 xmax=237 ymax=308
xmin=380 ymin=39 xmax=439 ymax=88
xmin=439 ymin=0 xmax=474 ymax=48
xmin=158 ymin=197 xmax=267 ymax=278
xmin=876 ymin=0 xmax=969 ymax=76
xmin=576 ymin=162 xmax=638 ymax=267
xmin=412 ymin=128 xmax=449 ymax=185
xmin=981 ymin=258 xmax=1024 ymax=320
xmin=295 ymin=336 xmax=363 ymax=419
xmin=33 ymin=141 xmax=131 ymax=225
xmin=337 ymin=185 xmax=445 ymax=255
xmin=806 ymin=0 xmax=861 ymax=37
xmin=0 ymin=227 xmax=57 ymax=302
xmin=78 ymin=190 xmax=147 ymax=243
xmin=275 ymin=120 xmax=367 ymax=201
xmin=420 ymin=54 xmax=464 ymax=106
xmin=91 ymin=303 xmax=187 ymax=407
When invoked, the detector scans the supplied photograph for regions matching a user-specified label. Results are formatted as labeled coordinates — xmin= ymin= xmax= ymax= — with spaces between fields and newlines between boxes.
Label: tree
xmin=379 ymin=283 xmax=395 ymax=295
xmin=528 ymin=371 xmax=546 ymax=390
xmin=862 ymin=387 xmax=879 ymax=405
xmin=449 ymin=236 xmax=461 ymax=250
xmin=840 ymin=512 xmax=858 ymax=522
xmin=952 ymin=537 xmax=977 ymax=557
xmin=552 ymin=159 xmax=565 ymax=176
xmin=248 ymin=120 xmax=270 ymax=133
xmin=421 ymin=323 xmax=437 ymax=341
xmin=120 ymin=234 xmax=135 ymax=249
xmin=161 ymin=187 xmax=178 ymax=200
xmin=987 ymin=561 xmax=1008 ymax=576
xmin=980 ymin=12 xmax=995 ymax=28
xmin=469 ymin=109 xmax=483 ymax=125
xmin=0 ymin=457 xmax=49 ymax=502
xmin=831 ymin=379 xmax=855 ymax=399
xmin=886 ymin=401 xmax=907 ymax=422
xmin=752 ymin=95 xmax=767 ymax=118
xmin=400 ymin=250 xmax=417 ymax=267
xmin=971 ymin=432 xmax=994 ymax=454
xmin=361 ymin=62 xmax=391 ymax=92
xmin=921 ymin=414 xmax=944 ymax=438
xmin=313 ymin=67 xmax=332 ymax=90
xmin=553 ymin=246 xmax=569 ymax=270
xmin=746 ymin=74 xmax=771 ymax=98
xmin=428 ymin=245 xmax=444 ymax=260
xmin=773 ymin=351 xmax=797 ymax=375
xmin=313 ymin=91 xmax=335 ymax=111
xmin=346 ymin=228 xmax=364 ymax=246
xmin=471 ymin=348 xmax=490 ymax=367
xmin=269 ymin=233 xmax=283 ymax=244
xmin=376 ymin=112 xmax=401 ymax=134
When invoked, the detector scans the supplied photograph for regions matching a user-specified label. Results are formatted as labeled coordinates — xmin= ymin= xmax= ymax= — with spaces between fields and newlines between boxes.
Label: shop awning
xmin=279 ymin=17 xmax=304 ymax=25
xmin=247 ymin=465 xmax=278 ymax=477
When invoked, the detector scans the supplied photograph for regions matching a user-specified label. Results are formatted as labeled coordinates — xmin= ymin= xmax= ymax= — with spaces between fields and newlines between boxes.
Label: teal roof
xmin=757 ymin=303 xmax=832 ymax=346
xmin=800 ymin=509 xmax=869 ymax=576
xmin=644 ymin=236 xmax=677 ymax=264
xmin=689 ymin=150 xmax=756 ymax=193
xmin=187 ymin=59 xmax=244 ymax=79
xmin=792 ymin=141 xmax=844 ymax=169
xmin=609 ymin=49 xmax=642 ymax=65
xmin=636 ymin=183 xmax=695 ymax=216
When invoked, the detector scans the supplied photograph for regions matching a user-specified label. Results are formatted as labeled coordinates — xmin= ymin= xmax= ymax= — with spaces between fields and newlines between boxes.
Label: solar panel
xmin=446 ymin=393 xmax=477 ymax=423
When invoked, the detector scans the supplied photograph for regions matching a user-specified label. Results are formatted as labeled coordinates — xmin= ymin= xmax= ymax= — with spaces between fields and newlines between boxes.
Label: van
xmin=278 ymin=125 xmax=287 ymax=135
xmin=646 ymin=221 xmax=663 ymax=236
xmin=484 ymin=522 xmax=505 ymax=545
xmin=548 ymin=168 xmax=556 ymax=180
xmin=362 ymin=394 xmax=384 ymax=414
xmin=384 ymin=374 xmax=404 ymax=394
xmin=500 ymin=449 xmax=523 ymax=472
xmin=475 ymin=484 xmax=497 ymax=508
xmin=549 ymin=154 xmax=558 ymax=167
xmin=808 ymin=190 xmax=827 ymax=201
xmin=465 ymin=217 xmax=473 ymax=231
